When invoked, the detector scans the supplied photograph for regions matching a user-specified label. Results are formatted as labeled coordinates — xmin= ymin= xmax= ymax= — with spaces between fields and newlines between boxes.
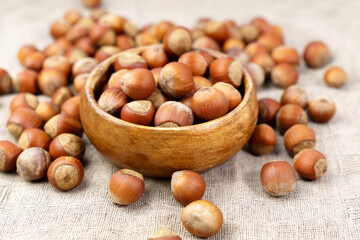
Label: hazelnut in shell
xmin=308 ymin=97 xmax=336 ymax=123
xmin=0 ymin=68 xmax=12 ymax=95
xmin=276 ymin=104 xmax=308 ymax=134
xmin=10 ymin=93 xmax=39 ymax=113
xmin=154 ymin=101 xmax=193 ymax=127
xmin=271 ymin=46 xmax=300 ymax=66
xmin=7 ymin=108 xmax=43 ymax=139
xmin=0 ymin=141 xmax=22 ymax=172
xmin=148 ymin=228 xmax=181 ymax=240
xmin=35 ymin=101 xmax=59 ymax=122
xmin=121 ymin=100 xmax=155 ymax=126
xmin=280 ymin=85 xmax=308 ymax=108
xmin=98 ymin=88 xmax=127 ymax=115
xmin=72 ymin=57 xmax=98 ymax=77
xmin=18 ymin=128 xmax=51 ymax=151
xmin=324 ymin=66 xmax=347 ymax=88
xmin=294 ymin=149 xmax=327 ymax=180
xmin=51 ymin=86 xmax=74 ymax=108
xmin=284 ymin=124 xmax=316 ymax=156
xmin=38 ymin=68 xmax=68 ymax=96
xmin=49 ymin=133 xmax=85 ymax=160
xmin=258 ymin=98 xmax=281 ymax=126
xmin=13 ymin=69 xmax=38 ymax=94
xmin=163 ymin=26 xmax=192 ymax=56
xmin=248 ymin=124 xmax=277 ymax=156
xmin=210 ymin=57 xmax=243 ymax=88
xmin=120 ymin=69 xmax=156 ymax=100
xmin=147 ymin=89 xmax=167 ymax=109
xmin=43 ymin=55 xmax=71 ymax=76
xmin=61 ymin=96 xmax=81 ymax=121
xmin=304 ymin=41 xmax=331 ymax=68
xmin=213 ymin=82 xmax=242 ymax=110
xmin=114 ymin=52 xmax=148 ymax=71
xmin=44 ymin=113 xmax=82 ymax=139
xmin=178 ymin=52 xmax=208 ymax=76
xmin=16 ymin=147 xmax=51 ymax=181
xmin=271 ymin=63 xmax=298 ymax=88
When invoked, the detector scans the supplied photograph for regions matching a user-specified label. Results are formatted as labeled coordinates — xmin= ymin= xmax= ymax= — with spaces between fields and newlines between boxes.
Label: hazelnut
xmin=51 ymin=87 xmax=74 ymax=108
xmin=257 ymin=33 xmax=283 ymax=51
xmin=304 ymin=41 xmax=331 ymax=68
xmin=18 ymin=45 xmax=38 ymax=65
xmin=50 ymin=20 xmax=71 ymax=39
xmin=260 ymin=160 xmax=296 ymax=196
xmin=181 ymin=200 xmax=223 ymax=237
xmin=89 ymin=24 xmax=116 ymax=47
xmin=94 ymin=46 xmax=120 ymax=62
xmin=66 ymin=47 xmax=88 ymax=64
xmin=64 ymin=9 xmax=82 ymax=25
xmin=72 ymin=57 xmax=98 ymax=77
xmin=244 ymin=63 xmax=265 ymax=87
xmin=7 ymin=108 xmax=43 ymax=139
xmin=148 ymin=228 xmax=181 ymax=240
xmin=178 ymin=52 xmax=208 ymax=76
xmin=61 ymin=96 xmax=81 ymax=121
xmin=192 ymin=87 xmax=229 ymax=121
xmin=23 ymin=51 xmax=45 ymax=71
xmin=284 ymin=124 xmax=316 ymax=156
xmin=43 ymin=43 xmax=66 ymax=58
xmin=224 ymin=48 xmax=250 ymax=65
xmin=155 ymin=21 xmax=174 ymax=40
xmin=98 ymin=88 xmax=127 ymax=115
xmin=141 ymin=45 xmax=168 ymax=69
xmin=163 ymin=26 xmax=192 ymax=56
xmin=98 ymin=14 xmax=125 ymax=33
xmin=250 ymin=17 xmax=270 ymax=32
xmin=324 ymin=66 xmax=347 ymax=88
xmin=189 ymin=76 xmax=213 ymax=95
xmin=271 ymin=63 xmax=298 ymax=88
xmin=55 ymin=38 xmax=73 ymax=51
xmin=154 ymin=101 xmax=193 ymax=127
xmin=76 ymin=37 xmax=96 ymax=56
xmin=38 ymin=69 xmax=68 ymax=96
xmin=294 ymin=149 xmax=327 ymax=180
xmin=195 ymin=50 xmax=215 ymax=66
xmin=171 ymin=170 xmax=205 ymax=206
xmin=49 ymin=133 xmax=84 ymax=160
xmin=222 ymin=38 xmax=245 ymax=52
xmin=74 ymin=73 xmax=89 ymax=94
xmin=123 ymin=20 xmax=139 ymax=37
xmin=18 ymin=128 xmax=51 ymax=151
xmin=159 ymin=62 xmax=194 ymax=99
xmin=10 ymin=93 xmax=39 ymax=113
xmin=13 ymin=69 xmax=38 ymax=94
xmin=151 ymin=68 xmax=162 ymax=88
xmin=108 ymin=69 xmax=129 ymax=90
xmin=248 ymin=123 xmax=277 ymax=156
xmin=44 ymin=113 xmax=82 ymax=139
xmin=250 ymin=52 xmax=275 ymax=73
xmin=90 ymin=8 xmax=107 ymax=21
xmin=0 ymin=68 xmax=12 ymax=94
xmin=276 ymin=104 xmax=308 ymax=134
xmin=74 ymin=17 xmax=95 ymax=31
xmin=210 ymin=57 xmax=243 ymax=88
xmin=308 ymin=97 xmax=336 ymax=123
xmin=47 ymin=156 xmax=84 ymax=191
xmin=263 ymin=25 xmax=284 ymax=39
xmin=271 ymin=46 xmax=300 ymax=66
xmin=135 ymin=32 xmax=159 ymax=46
xmin=121 ymin=100 xmax=155 ymax=126
xmin=147 ymin=89 xmax=167 ymax=109
xmin=258 ymin=98 xmax=281 ymax=126
xmin=81 ymin=0 xmax=101 ymax=8
xmin=35 ymin=101 xmax=59 ymax=122
xmin=109 ymin=169 xmax=145 ymax=205
xmin=240 ymin=24 xmax=260 ymax=43
xmin=66 ymin=26 xmax=89 ymax=43
xmin=114 ymin=52 xmax=148 ymax=71
xmin=245 ymin=42 xmax=268 ymax=58
xmin=192 ymin=36 xmax=220 ymax=51
xmin=116 ymin=34 xmax=135 ymax=51
xmin=180 ymin=96 xmax=194 ymax=113
xmin=213 ymin=82 xmax=242 ymax=110
xmin=280 ymin=85 xmax=308 ymax=108
xmin=43 ymin=55 xmax=71 ymax=76
xmin=120 ymin=69 xmax=156 ymax=100
xmin=0 ymin=141 xmax=22 ymax=172
xmin=204 ymin=20 xmax=229 ymax=42
xmin=16 ymin=147 xmax=51 ymax=181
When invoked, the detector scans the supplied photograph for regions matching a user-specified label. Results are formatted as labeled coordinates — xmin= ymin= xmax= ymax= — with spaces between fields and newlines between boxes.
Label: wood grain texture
xmin=80 ymin=45 xmax=258 ymax=177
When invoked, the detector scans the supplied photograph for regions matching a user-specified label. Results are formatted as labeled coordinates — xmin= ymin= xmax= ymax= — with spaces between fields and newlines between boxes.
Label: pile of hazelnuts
xmin=0 ymin=0 xmax=348 ymax=238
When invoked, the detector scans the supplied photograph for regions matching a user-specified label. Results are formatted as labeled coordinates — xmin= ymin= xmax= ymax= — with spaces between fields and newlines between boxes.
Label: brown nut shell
xmin=280 ymin=85 xmax=308 ymax=108
xmin=7 ymin=108 xmax=43 ymax=139
xmin=114 ymin=52 xmax=147 ymax=71
xmin=120 ymin=100 xmax=155 ymax=126
xmin=148 ymin=228 xmax=182 ymax=240
xmin=308 ymin=97 xmax=336 ymax=123
xmin=13 ymin=69 xmax=38 ymax=94
xmin=120 ymin=68 xmax=156 ymax=100
xmin=258 ymin=98 xmax=281 ymax=126
xmin=61 ymin=96 xmax=81 ymax=121
xmin=154 ymin=101 xmax=194 ymax=127
xmin=284 ymin=124 xmax=316 ymax=156
xmin=16 ymin=147 xmax=51 ymax=181
xmin=304 ymin=41 xmax=330 ymax=68
xmin=271 ymin=63 xmax=298 ymax=88
xmin=98 ymin=88 xmax=127 ymax=115
xmin=248 ymin=124 xmax=277 ymax=156
xmin=293 ymin=149 xmax=327 ymax=180
xmin=18 ymin=128 xmax=50 ymax=151
xmin=324 ymin=66 xmax=347 ymax=88
xmin=35 ymin=101 xmax=59 ymax=122
xmin=38 ymin=69 xmax=68 ymax=96
xmin=49 ymin=133 xmax=85 ymax=160
xmin=44 ymin=113 xmax=82 ymax=139
xmin=213 ymin=82 xmax=242 ymax=110
xmin=10 ymin=93 xmax=39 ymax=113
xmin=0 ymin=141 xmax=22 ymax=172
xmin=163 ymin=26 xmax=192 ymax=56
xmin=276 ymin=104 xmax=308 ymax=134
xmin=210 ymin=57 xmax=243 ymax=88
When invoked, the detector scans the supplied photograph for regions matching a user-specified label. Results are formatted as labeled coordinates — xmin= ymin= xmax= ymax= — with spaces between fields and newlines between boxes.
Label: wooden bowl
xmin=80 ymin=45 xmax=258 ymax=177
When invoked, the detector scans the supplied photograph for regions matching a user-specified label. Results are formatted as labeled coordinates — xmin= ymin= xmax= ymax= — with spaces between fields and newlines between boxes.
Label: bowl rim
xmin=84 ymin=44 xmax=255 ymax=132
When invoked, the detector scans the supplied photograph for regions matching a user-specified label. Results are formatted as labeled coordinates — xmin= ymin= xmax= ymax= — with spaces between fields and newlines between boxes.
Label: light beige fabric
xmin=0 ymin=0 xmax=359 ymax=239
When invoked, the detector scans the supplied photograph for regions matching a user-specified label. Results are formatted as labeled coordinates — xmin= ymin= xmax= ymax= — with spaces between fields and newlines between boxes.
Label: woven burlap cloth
xmin=0 ymin=0 xmax=359 ymax=239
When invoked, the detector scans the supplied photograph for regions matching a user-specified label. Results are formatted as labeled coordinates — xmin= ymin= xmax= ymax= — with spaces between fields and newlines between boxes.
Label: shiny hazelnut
xmin=18 ymin=45 xmax=38 ymax=65
xmin=304 ymin=41 xmax=331 ymax=68
xmin=114 ymin=52 xmax=148 ymax=71
xmin=192 ymin=36 xmax=220 ymax=51
xmin=293 ymin=149 xmax=327 ymax=180
xmin=250 ymin=52 xmax=275 ymax=73
xmin=284 ymin=124 xmax=316 ymax=156
xmin=181 ymin=200 xmax=223 ymax=237
xmin=258 ymin=98 xmax=281 ymax=125
xmin=324 ymin=66 xmax=347 ymax=88
xmin=64 ymin=9 xmax=82 ymax=25
xmin=204 ymin=20 xmax=228 ymax=42
xmin=195 ymin=50 xmax=215 ymax=66
xmin=210 ymin=57 xmax=243 ymax=87
xmin=271 ymin=46 xmax=300 ymax=66
xmin=50 ymin=20 xmax=71 ymax=39
xmin=240 ymin=24 xmax=260 ymax=43
xmin=189 ymin=76 xmax=213 ymax=95
xmin=0 ymin=68 xmax=12 ymax=94
xmin=74 ymin=73 xmax=89 ymax=94
xmin=94 ymin=46 xmax=120 ymax=62
xmin=51 ymin=87 xmax=74 ymax=108
xmin=192 ymin=87 xmax=229 ymax=121
xmin=43 ymin=55 xmax=71 ymax=76
xmin=248 ymin=124 xmax=276 ymax=156
xmin=135 ymin=32 xmax=159 ymax=46
xmin=180 ymin=96 xmax=194 ymax=113
xmin=121 ymin=100 xmax=155 ymax=126
xmin=213 ymin=82 xmax=242 ymax=110
xmin=61 ymin=96 xmax=81 ymax=121
xmin=7 ymin=108 xmax=43 ymax=139
xmin=271 ymin=63 xmax=298 ymax=88
xmin=16 ymin=147 xmax=51 ymax=181
xmin=81 ymin=0 xmax=101 ymax=8
xmin=75 ymin=37 xmax=96 ymax=56
xmin=44 ymin=113 xmax=82 ymax=139
xmin=276 ymin=104 xmax=308 ymax=134
xmin=108 ymin=69 xmax=129 ymax=90
xmin=159 ymin=62 xmax=194 ymax=98
xmin=10 ymin=93 xmax=38 ymax=113
xmin=141 ymin=45 xmax=168 ymax=68
xmin=0 ymin=141 xmax=22 ymax=172
xmin=244 ymin=63 xmax=265 ymax=87
xmin=98 ymin=88 xmax=127 ymax=115
xmin=222 ymin=38 xmax=245 ymax=52
xmin=109 ymin=169 xmax=145 ymax=205
xmin=280 ymin=85 xmax=308 ymax=108
xmin=18 ymin=128 xmax=50 ymax=151
xmin=163 ymin=26 xmax=192 ymax=56
xmin=245 ymin=42 xmax=268 ymax=58
xmin=38 ymin=69 xmax=68 ymax=96
xmin=147 ymin=89 xmax=167 ymax=109
xmin=116 ymin=34 xmax=135 ymax=51
xmin=47 ymin=156 xmax=84 ymax=191
xmin=35 ymin=101 xmax=59 ymax=122
xmin=154 ymin=101 xmax=193 ymax=127
xmin=123 ymin=20 xmax=139 ymax=37
xmin=43 ymin=43 xmax=66 ymax=58
xmin=250 ymin=17 xmax=270 ymax=32
xmin=178 ymin=52 xmax=208 ymax=76
xmin=148 ymin=228 xmax=181 ymax=240
xmin=260 ymin=160 xmax=296 ymax=196
xmin=308 ymin=97 xmax=336 ymax=123
xmin=257 ymin=33 xmax=283 ymax=52
xmin=23 ymin=51 xmax=45 ymax=71
xmin=224 ymin=48 xmax=250 ymax=65
xmin=98 ymin=14 xmax=125 ymax=33
xmin=66 ymin=26 xmax=88 ymax=43
xmin=49 ymin=133 xmax=84 ymax=160
xmin=155 ymin=21 xmax=174 ymax=40
xmin=171 ymin=170 xmax=205 ymax=206
xmin=150 ymin=68 xmax=162 ymax=88
xmin=72 ymin=57 xmax=98 ymax=77
xmin=13 ymin=69 xmax=38 ymax=94
xmin=120 ymin=69 xmax=156 ymax=100
xmin=66 ymin=47 xmax=88 ymax=64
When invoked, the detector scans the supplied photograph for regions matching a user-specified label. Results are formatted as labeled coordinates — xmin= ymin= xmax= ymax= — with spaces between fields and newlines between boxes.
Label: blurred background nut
xmin=324 ymin=66 xmax=347 ymax=88
xmin=0 ymin=141 xmax=22 ymax=172
xmin=304 ymin=41 xmax=331 ymax=68
xmin=51 ymin=86 xmax=74 ymax=108
xmin=0 ymin=68 xmax=12 ymax=95
xmin=35 ymin=101 xmax=59 ymax=122
xmin=13 ymin=69 xmax=38 ymax=94
xmin=280 ymin=85 xmax=308 ymax=108
xmin=10 ymin=93 xmax=38 ymax=113
xmin=308 ymin=97 xmax=336 ymax=123
xmin=38 ymin=68 xmax=68 ymax=96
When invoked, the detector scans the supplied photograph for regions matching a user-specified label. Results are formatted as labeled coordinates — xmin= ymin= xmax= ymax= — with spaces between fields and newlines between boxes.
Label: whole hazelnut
xmin=192 ymin=36 xmax=220 ymax=51
xmin=18 ymin=128 xmax=51 ymax=151
xmin=304 ymin=41 xmax=331 ymax=68
xmin=74 ymin=17 xmax=95 ymax=31
xmin=180 ymin=96 xmax=194 ymax=113
xmin=308 ymin=97 xmax=336 ymax=123
xmin=18 ymin=45 xmax=38 ymax=65
xmin=66 ymin=47 xmax=88 ymax=64
xmin=222 ymin=38 xmax=245 ymax=52
xmin=109 ymin=169 xmax=145 ymax=205
xmin=284 ymin=124 xmax=316 ymax=156
xmin=155 ymin=21 xmax=174 ymax=40
xmin=213 ymin=82 xmax=242 ymax=110
xmin=38 ymin=68 xmax=68 ymax=96
xmin=294 ymin=149 xmax=327 ymax=180
xmin=108 ymin=69 xmax=129 ymax=90
xmin=163 ymin=26 xmax=192 ymax=56
xmin=47 ymin=156 xmax=84 ymax=191
xmin=74 ymin=73 xmax=89 ymax=94
xmin=141 ymin=45 xmax=168 ymax=69
xmin=245 ymin=42 xmax=268 ymax=58
xmin=204 ymin=20 xmax=229 ymax=42
xmin=244 ymin=63 xmax=265 ymax=87
xmin=44 ymin=113 xmax=82 ymax=139
xmin=148 ymin=228 xmax=181 ymax=240
xmin=324 ymin=66 xmax=347 ymax=88
xmin=50 ymin=20 xmax=71 ymax=39
xmin=181 ymin=200 xmax=223 ymax=237
xmin=51 ymin=87 xmax=74 ymax=108
xmin=35 ymin=101 xmax=59 ymax=122
xmin=98 ymin=14 xmax=125 ymax=33
xmin=121 ymin=100 xmax=155 ymax=126
xmin=120 ymin=69 xmax=156 ymax=100
xmin=55 ymin=38 xmax=73 ymax=51
xmin=248 ymin=124 xmax=277 ymax=156
xmin=98 ymin=88 xmax=127 ymax=115
xmin=263 ymin=25 xmax=283 ymax=39
xmin=260 ymin=160 xmax=296 ymax=196
xmin=10 ymin=93 xmax=39 ymax=113
xmin=210 ymin=57 xmax=243 ymax=88
xmin=250 ymin=52 xmax=275 ymax=73
xmin=271 ymin=63 xmax=298 ymax=88
xmin=76 ymin=37 xmax=96 ymax=56
xmin=43 ymin=55 xmax=71 ymax=76
xmin=192 ymin=87 xmax=229 ymax=121
xmin=171 ymin=170 xmax=205 ymax=206
xmin=178 ymin=52 xmax=208 ymax=76
xmin=250 ymin=17 xmax=270 ymax=32
xmin=66 ymin=26 xmax=89 ymax=43
xmin=154 ymin=101 xmax=194 ymax=127
xmin=16 ymin=147 xmax=51 ymax=181
xmin=114 ymin=52 xmax=148 ymax=71
xmin=257 ymin=33 xmax=283 ymax=51
xmin=0 ymin=141 xmax=22 ymax=172
xmin=7 ymin=108 xmax=43 ymax=139
xmin=147 ymin=89 xmax=167 ymax=109
xmin=72 ymin=57 xmax=98 ymax=77
xmin=94 ymin=46 xmax=120 ymax=62
xmin=13 ymin=69 xmax=38 ymax=94
xmin=135 ymin=32 xmax=159 ymax=46
xmin=23 ymin=51 xmax=45 ymax=71
xmin=276 ymin=104 xmax=308 ymax=134
xmin=280 ymin=85 xmax=308 ymax=108
xmin=43 ymin=43 xmax=66 ymax=58
xmin=64 ymin=9 xmax=82 ymax=25
xmin=240 ymin=24 xmax=260 ymax=43
xmin=49 ymin=133 xmax=85 ymax=160
xmin=189 ymin=76 xmax=213 ymax=96
xmin=0 ymin=68 xmax=12 ymax=95
xmin=258 ymin=98 xmax=281 ymax=126
xmin=61 ymin=96 xmax=81 ymax=121
xmin=271 ymin=46 xmax=300 ymax=66
xmin=89 ymin=24 xmax=116 ymax=47
xmin=224 ymin=48 xmax=250 ymax=65
xmin=116 ymin=34 xmax=135 ymax=50
xmin=81 ymin=0 xmax=101 ymax=8
xmin=151 ymin=68 xmax=162 ymax=88
xmin=124 ymin=20 xmax=139 ymax=37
